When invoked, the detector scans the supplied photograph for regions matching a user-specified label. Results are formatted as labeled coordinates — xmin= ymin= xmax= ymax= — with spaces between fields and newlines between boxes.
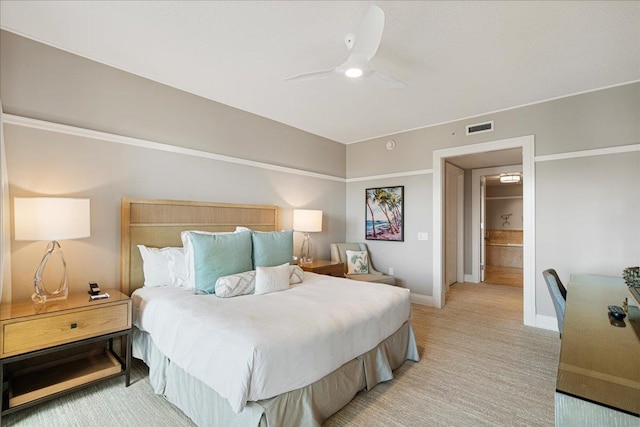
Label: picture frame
xmin=365 ymin=186 xmax=404 ymax=241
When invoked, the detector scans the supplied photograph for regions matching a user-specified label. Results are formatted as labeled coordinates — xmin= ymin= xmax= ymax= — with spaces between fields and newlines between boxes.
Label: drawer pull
xmin=70 ymin=323 xmax=78 ymax=329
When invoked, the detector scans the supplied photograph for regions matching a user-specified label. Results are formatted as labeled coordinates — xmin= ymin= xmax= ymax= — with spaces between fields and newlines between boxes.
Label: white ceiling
xmin=1 ymin=1 xmax=638 ymax=144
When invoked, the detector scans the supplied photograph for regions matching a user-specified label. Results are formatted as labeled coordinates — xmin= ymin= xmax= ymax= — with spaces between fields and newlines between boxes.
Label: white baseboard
xmin=410 ymin=292 xmax=435 ymax=306
xmin=535 ymin=314 xmax=559 ymax=332
xmin=464 ymin=274 xmax=474 ymax=283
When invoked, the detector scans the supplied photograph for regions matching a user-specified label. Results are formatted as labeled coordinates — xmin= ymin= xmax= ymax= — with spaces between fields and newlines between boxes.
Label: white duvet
xmin=132 ymin=272 xmax=412 ymax=413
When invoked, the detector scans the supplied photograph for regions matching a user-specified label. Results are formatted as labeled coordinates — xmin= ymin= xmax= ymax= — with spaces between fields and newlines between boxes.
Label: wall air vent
xmin=466 ymin=120 xmax=494 ymax=136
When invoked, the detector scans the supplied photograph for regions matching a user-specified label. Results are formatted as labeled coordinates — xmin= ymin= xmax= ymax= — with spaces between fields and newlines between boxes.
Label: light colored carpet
xmin=325 ymin=283 xmax=559 ymax=426
xmin=3 ymin=283 xmax=559 ymax=426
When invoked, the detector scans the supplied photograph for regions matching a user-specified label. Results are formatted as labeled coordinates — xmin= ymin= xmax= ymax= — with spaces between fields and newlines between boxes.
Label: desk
xmin=555 ymin=275 xmax=640 ymax=425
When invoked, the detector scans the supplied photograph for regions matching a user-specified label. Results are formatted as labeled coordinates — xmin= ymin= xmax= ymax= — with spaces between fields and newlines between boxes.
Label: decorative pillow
xmin=251 ymin=230 xmax=293 ymax=268
xmin=183 ymin=230 xmax=253 ymax=294
xmin=289 ymin=265 xmax=304 ymax=284
xmin=138 ymin=245 xmax=190 ymax=288
xmin=181 ymin=230 xmax=235 ymax=288
xmin=345 ymin=250 xmax=369 ymax=275
xmin=216 ymin=265 xmax=303 ymax=298
xmin=255 ymin=263 xmax=290 ymax=295
xmin=215 ymin=270 xmax=256 ymax=298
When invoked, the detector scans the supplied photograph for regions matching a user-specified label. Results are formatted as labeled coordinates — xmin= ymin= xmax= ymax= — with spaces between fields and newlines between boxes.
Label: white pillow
xmin=345 ymin=250 xmax=369 ymax=275
xmin=255 ymin=263 xmax=290 ymax=295
xmin=138 ymin=245 xmax=190 ymax=288
xmin=215 ymin=265 xmax=304 ymax=298
xmin=167 ymin=248 xmax=191 ymax=289
xmin=215 ymin=270 xmax=256 ymax=298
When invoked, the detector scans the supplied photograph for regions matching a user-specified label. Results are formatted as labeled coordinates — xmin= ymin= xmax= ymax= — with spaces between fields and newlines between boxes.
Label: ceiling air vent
xmin=466 ymin=120 xmax=494 ymax=136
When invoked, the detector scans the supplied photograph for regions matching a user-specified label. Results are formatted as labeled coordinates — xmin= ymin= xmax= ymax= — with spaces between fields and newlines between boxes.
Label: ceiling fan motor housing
xmin=345 ymin=33 xmax=356 ymax=50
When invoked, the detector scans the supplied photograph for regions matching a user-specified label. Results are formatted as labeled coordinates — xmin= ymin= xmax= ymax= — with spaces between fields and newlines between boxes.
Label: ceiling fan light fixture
xmin=345 ymin=67 xmax=363 ymax=78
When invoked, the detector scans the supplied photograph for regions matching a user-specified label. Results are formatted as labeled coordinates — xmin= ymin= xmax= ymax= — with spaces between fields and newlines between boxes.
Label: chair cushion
xmin=346 ymin=273 xmax=396 ymax=286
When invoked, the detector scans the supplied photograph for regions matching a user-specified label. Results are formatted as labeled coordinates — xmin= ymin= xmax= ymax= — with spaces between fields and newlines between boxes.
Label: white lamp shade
xmin=293 ymin=209 xmax=322 ymax=233
xmin=14 ymin=198 xmax=91 ymax=241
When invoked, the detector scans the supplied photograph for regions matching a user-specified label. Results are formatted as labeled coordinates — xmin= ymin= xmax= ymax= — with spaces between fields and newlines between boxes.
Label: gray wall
xmin=486 ymin=199 xmax=523 ymax=230
xmin=0 ymin=31 xmax=345 ymax=178
xmin=486 ymin=183 xmax=523 ymax=230
xmin=347 ymin=175 xmax=432 ymax=292
xmin=0 ymin=31 xmax=346 ymax=301
xmin=347 ymin=83 xmax=640 ymax=317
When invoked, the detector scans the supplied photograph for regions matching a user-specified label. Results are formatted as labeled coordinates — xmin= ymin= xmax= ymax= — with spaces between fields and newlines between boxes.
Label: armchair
xmin=330 ymin=243 xmax=396 ymax=286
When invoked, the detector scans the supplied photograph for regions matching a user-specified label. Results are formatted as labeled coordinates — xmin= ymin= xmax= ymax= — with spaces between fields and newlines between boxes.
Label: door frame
xmin=432 ymin=135 xmax=535 ymax=327
xmin=471 ymin=164 xmax=523 ymax=283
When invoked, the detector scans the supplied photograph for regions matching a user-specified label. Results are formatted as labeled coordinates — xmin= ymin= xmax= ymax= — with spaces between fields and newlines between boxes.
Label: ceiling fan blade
xmin=370 ymin=71 xmax=407 ymax=89
xmin=285 ymin=68 xmax=337 ymax=82
xmin=351 ymin=5 xmax=385 ymax=61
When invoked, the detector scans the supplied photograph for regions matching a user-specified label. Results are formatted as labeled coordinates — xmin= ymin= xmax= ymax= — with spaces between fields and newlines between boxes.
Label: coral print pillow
xmin=346 ymin=250 xmax=369 ymax=274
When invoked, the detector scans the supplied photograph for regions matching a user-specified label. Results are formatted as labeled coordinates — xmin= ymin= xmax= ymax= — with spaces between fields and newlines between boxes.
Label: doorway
xmin=432 ymin=135 xmax=536 ymax=327
xmin=481 ymin=170 xmax=523 ymax=287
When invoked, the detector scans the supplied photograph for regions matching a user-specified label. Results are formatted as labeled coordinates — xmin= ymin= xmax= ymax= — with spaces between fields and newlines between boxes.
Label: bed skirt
xmin=133 ymin=321 xmax=419 ymax=427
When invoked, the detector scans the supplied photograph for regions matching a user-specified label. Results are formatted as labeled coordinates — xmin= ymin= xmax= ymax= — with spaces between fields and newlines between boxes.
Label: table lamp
xmin=293 ymin=209 xmax=322 ymax=264
xmin=14 ymin=198 xmax=90 ymax=303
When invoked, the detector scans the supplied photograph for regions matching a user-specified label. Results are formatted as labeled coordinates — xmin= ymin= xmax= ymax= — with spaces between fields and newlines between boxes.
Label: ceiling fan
xmin=286 ymin=5 xmax=406 ymax=89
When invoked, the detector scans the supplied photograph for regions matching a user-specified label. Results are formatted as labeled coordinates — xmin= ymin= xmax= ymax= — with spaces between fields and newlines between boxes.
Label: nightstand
xmin=299 ymin=260 xmax=345 ymax=277
xmin=0 ymin=288 xmax=131 ymax=418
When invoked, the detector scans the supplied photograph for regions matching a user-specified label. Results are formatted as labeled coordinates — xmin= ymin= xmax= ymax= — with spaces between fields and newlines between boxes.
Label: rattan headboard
xmin=120 ymin=198 xmax=280 ymax=295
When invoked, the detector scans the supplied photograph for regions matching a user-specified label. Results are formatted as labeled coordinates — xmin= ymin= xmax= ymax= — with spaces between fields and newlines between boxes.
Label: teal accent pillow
xmin=187 ymin=230 xmax=253 ymax=294
xmin=251 ymin=230 xmax=293 ymax=268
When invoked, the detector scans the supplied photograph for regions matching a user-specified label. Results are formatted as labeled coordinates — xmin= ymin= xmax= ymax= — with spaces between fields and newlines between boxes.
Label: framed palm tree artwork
xmin=365 ymin=186 xmax=404 ymax=241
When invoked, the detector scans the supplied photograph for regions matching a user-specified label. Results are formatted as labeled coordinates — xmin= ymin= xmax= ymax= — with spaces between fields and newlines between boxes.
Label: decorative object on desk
xmin=365 ymin=186 xmax=403 ymax=241
xmin=624 ymin=266 xmax=640 ymax=307
xmin=14 ymin=197 xmax=90 ymax=303
xmin=293 ymin=209 xmax=322 ymax=263
xmin=622 ymin=266 xmax=640 ymax=288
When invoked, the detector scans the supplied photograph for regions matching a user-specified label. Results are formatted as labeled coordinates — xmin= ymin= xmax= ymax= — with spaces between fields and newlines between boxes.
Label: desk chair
xmin=543 ymin=268 xmax=567 ymax=337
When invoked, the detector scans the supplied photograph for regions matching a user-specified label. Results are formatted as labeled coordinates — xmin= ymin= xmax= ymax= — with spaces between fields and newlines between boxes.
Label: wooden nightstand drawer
xmin=3 ymin=303 xmax=129 ymax=357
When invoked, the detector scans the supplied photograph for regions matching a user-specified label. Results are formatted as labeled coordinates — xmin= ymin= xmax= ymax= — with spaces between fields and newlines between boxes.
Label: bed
xmin=121 ymin=198 xmax=419 ymax=426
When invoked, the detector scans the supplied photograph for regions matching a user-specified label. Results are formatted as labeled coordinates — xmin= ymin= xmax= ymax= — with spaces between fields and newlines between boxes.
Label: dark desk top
xmin=556 ymin=275 xmax=640 ymax=416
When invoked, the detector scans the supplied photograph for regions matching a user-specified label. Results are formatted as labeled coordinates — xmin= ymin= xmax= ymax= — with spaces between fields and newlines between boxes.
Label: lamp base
xmin=299 ymin=233 xmax=313 ymax=264
xmin=32 ymin=241 xmax=69 ymax=303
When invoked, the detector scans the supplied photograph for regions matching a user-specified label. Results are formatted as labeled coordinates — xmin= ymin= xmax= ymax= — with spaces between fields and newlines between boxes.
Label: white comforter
xmin=132 ymin=272 xmax=412 ymax=413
